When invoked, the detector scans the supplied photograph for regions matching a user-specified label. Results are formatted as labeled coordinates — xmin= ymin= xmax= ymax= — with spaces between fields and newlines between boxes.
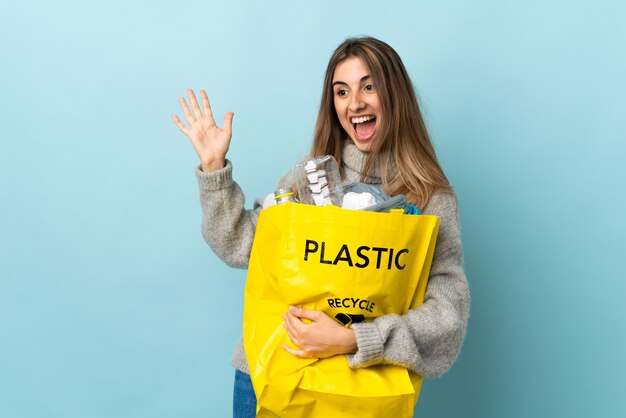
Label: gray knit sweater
xmin=195 ymin=140 xmax=469 ymax=378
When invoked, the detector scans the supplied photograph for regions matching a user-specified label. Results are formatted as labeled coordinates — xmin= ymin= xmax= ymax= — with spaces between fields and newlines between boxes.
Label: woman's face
xmin=332 ymin=56 xmax=382 ymax=152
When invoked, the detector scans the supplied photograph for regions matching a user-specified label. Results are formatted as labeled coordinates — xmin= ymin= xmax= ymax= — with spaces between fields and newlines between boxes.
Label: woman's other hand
xmin=172 ymin=89 xmax=234 ymax=172
xmin=281 ymin=306 xmax=357 ymax=359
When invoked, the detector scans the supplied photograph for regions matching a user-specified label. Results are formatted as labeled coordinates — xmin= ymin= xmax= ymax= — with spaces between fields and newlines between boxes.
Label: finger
xmin=171 ymin=114 xmax=189 ymax=135
xmin=283 ymin=313 xmax=302 ymax=341
xmin=187 ymin=89 xmax=203 ymax=120
xmin=179 ymin=97 xmax=195 ymax=124
xmin=223 ymin=112 xmax=234 ymax=133
xmin=281 ymin=344 xmax=312 ymax=359
xmin=284 ymin=311 xmax=308 ymax=335
xmin=289 ymin=305 xmax=320 ymax=322
xmin=283 ymin=325 xmax=300 ymax=348
xmin=200 ymin=90 xmax=214 ymax=121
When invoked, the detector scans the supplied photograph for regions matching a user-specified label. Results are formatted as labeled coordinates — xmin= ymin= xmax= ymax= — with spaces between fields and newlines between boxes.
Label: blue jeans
xmin=233 ymin=370 xmax=257 ymax=418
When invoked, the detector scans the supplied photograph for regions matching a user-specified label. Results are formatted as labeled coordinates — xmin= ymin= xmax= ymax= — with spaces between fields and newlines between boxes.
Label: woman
xmin=173 ymin=36 xmax=469 ymax=417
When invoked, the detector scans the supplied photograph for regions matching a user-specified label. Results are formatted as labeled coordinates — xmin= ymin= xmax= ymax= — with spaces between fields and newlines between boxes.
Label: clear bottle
xmin=294 ymin=155 xmax=344 ymax=206
xmin=274 ymin=188 xmax=297 ymax=204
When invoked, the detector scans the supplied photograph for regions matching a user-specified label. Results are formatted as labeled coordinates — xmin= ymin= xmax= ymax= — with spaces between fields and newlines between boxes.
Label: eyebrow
xmin=332 ymin=74 xmax=372 ymax=87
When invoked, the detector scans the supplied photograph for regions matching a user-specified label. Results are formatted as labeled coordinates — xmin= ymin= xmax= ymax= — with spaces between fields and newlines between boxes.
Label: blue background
xmin=1 ymin=1 xmax=625 ymax=417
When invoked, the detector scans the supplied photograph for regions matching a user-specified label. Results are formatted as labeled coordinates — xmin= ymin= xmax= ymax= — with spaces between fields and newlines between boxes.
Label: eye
xmin=335 ymin=89 xmax=349 ymax=97
xmin=364 ymin=84 xmax=377 ymax=92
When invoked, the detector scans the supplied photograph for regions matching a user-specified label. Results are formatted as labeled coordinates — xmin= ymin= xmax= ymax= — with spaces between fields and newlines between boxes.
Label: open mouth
xmin=351 ymin=115 xmax=377 ymax=141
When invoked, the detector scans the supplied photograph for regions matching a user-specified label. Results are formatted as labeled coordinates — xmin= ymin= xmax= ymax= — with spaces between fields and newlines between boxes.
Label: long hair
xmin=311 ymin=36 xmax=452 ymax=209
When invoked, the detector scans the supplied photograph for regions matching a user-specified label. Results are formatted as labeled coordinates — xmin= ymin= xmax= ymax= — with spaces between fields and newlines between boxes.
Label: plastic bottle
xmin=274 ymin=188 xmax=297 ymax=204
xmin=294 ymin=155 xmax=344 ymax=206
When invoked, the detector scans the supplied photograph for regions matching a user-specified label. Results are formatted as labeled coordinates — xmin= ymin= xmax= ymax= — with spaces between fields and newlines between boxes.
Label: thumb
xmin=223 ymin=112 xmax=234 ymax=133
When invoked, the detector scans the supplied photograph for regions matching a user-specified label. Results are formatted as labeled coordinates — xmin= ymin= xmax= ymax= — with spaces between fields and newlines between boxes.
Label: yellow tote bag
xmin=243 ymin=203 xmax=440 ymax=418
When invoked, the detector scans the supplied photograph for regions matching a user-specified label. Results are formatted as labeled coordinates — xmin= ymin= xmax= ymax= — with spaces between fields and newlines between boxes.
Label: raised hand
xmin=172 ymin=89 xmax=234 ymax=172
xmin=281 ymin=306 xmax=358 ymax=359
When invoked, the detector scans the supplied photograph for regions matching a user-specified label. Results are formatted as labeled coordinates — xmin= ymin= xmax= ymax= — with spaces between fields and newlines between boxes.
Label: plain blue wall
xmin=1 ymin=1 xmax=625 ymax=417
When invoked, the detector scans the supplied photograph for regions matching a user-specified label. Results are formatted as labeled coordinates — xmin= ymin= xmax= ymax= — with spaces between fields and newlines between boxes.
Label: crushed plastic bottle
xmin=294 ymin=155 xmax=344 ymax=206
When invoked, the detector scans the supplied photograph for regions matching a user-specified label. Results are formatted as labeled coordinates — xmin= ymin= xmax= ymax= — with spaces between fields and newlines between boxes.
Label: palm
xmin=187 ymin=116 xmax=230 ymax=158
xmin=172 ymin=89 xmax=234 ymax=167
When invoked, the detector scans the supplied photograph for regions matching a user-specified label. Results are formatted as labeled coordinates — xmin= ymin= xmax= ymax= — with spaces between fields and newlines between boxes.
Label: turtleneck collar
xmin=341 ymin=139 xmax=396 ymax=185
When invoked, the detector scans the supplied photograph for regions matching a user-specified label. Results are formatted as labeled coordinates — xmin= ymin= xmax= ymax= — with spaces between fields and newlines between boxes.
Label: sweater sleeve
xmin=346 ymin=193 xmax=470 ymax=377
xmin=196 ymin=160 xmax=294 ymax=269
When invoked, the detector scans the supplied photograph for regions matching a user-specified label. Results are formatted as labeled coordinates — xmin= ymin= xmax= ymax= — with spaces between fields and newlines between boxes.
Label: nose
xmin=349 ymin=91 xmax=366 ymax=112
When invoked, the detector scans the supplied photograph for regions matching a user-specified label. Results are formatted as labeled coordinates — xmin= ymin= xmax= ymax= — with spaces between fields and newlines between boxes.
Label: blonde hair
xmin=312 ymin=37 xmax=452 ymax=209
